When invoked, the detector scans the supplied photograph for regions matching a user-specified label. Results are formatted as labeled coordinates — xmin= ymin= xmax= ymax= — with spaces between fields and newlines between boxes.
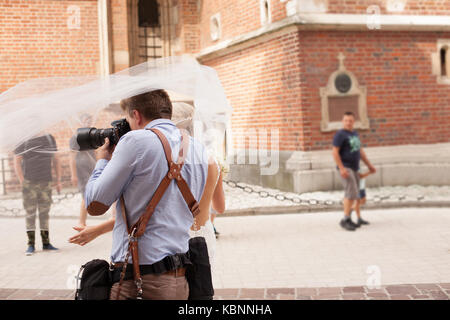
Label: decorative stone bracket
xmin=320 ymin=53 xmax=369 ymax=132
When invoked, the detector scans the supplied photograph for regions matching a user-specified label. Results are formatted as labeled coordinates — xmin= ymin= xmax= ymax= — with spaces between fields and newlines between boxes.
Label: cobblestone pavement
xmin=1 ymin=283 xmax=449 ymax=300
xmin=0 ymin=207 xmax=449 ymax=300
xmin=1 ymin=184 xmax=450 ymax=217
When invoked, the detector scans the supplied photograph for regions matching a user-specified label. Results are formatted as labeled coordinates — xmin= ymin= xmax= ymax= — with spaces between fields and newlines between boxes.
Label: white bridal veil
xmin=0 ymin=56 xmax=231 ymax=158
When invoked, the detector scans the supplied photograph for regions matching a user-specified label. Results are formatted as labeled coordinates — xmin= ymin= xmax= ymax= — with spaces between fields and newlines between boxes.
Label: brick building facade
xmin=1 ymin=0 xmax=450 ymax=193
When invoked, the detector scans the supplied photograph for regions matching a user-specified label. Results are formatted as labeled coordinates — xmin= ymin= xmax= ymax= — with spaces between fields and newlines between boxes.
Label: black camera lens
xmin=76 ymin=127 xmax=115 ymax=151
xmin=75 ymin=118 xmax=130 ymax=151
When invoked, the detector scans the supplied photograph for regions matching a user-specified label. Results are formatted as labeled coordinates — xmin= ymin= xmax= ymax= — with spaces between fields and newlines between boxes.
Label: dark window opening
xmin=138 ymin=0 xmax=162 ymax=60
xmin=139 ymin=0 xmax=160 ymax=27
xmin=441 ymin=47 xmax=447 ymax=76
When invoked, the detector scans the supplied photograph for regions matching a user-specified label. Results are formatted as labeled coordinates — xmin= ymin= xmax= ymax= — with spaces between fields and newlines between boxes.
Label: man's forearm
xmin=332 ymin=149 xmax=345 ymax=169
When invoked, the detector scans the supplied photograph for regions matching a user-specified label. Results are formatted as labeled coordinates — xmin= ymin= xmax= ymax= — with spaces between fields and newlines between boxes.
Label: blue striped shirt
xmin=85 ymin=119 xmax=208 ymax=264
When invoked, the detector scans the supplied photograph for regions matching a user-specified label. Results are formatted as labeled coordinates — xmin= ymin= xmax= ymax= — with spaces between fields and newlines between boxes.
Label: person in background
xmin=69 ymin=114 xmax=97 ymax=228
xmin=332 ymin=111 xmax=376 ymax=231
xmin=13 ymin=132 xmax=61 ymax=255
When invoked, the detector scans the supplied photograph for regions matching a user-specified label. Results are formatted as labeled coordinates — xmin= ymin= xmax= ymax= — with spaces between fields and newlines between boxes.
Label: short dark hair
xmin=120 ymin=89 xmax=172 ymax=120
xmin=343 ymin=111 xmax=355 ymax=118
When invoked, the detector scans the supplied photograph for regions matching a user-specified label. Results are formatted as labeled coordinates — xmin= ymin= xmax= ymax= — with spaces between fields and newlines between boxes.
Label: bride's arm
xmin=192 ymin=158 xmax=219 ymax=229
xmin=211 ymin=170 xmax=225 ymax=214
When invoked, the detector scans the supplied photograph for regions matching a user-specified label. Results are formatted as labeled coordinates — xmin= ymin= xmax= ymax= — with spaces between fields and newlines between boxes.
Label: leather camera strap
xmin=116 ymin=127 xmax=200 ymax=299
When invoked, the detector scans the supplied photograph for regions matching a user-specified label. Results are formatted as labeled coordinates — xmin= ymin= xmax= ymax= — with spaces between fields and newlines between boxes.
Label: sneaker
xmin=348 ymin=219 xmax=361 ymax=228
xmin=357 ymin=218 xmax=370 ymax=226
xmin=25 ymin=245 xmax=35 ymax=256
xmin=42 ymin=243 xmax=59 ymax=251
xmin=340 ymin=219 xmax=356 ymax=231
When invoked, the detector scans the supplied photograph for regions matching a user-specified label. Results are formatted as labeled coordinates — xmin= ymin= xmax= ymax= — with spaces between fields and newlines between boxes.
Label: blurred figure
xmin=69 ymin=114 xmax=96 ymax=228
xmin=332 ymin=111 xmax=376 ymax=231
xmin=13 ymin=133 xmax=61 ymax=255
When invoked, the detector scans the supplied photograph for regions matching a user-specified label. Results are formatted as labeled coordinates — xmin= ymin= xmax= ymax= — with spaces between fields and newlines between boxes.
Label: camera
xmin=76 ymin=118 xmax=131 ymax=151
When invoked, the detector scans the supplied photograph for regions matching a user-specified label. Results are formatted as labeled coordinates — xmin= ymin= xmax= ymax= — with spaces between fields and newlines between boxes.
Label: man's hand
xmin=69 ymin=225 xmax=100 ymax=246
xmin=340 ymin=167 xmax=349 ymax=179
xmin=96 ymin=138 xmax=115 ymax=161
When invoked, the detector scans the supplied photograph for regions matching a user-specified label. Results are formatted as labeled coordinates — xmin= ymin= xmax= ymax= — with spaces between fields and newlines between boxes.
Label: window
xmin=260 ymin=0 xmax=271 ymax=26
xmin=441 ymin=47 xmax=448 ymax=77
xmin=434 ymin=40 xmax=450 ymax=84
xmin=138 ymin=0 xmax=159 ymax=27
xmin=210 ymin=13 xmax=221 ymax=41
xmin=138 ymin=0 xmax=162 ymax=60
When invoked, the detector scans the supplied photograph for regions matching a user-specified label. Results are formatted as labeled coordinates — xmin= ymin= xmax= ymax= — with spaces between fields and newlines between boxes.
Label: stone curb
xmin=221 ymin=201 xmax=450 ymax=217
xmin=1 ymin=283 xmax=449 ymax=300
xmin=1 ymin=201 xmax=449 ymax=219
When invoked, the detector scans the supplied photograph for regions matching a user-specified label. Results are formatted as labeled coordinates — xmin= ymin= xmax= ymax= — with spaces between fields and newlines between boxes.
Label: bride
xmin=171 ymin=102 xmax=225 ymax=266
xmin=69 ymin=101 xmax=226 ymax=266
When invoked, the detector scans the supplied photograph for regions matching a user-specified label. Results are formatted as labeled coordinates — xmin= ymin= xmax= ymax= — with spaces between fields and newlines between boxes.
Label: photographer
xmin=84 ymin=90 xmax=212 ymax=300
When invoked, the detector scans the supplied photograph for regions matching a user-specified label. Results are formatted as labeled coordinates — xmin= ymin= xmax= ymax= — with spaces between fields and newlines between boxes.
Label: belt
xmin=111 ymin=253 xmax=190 ymax=284
xmin=111 ymin=266 xmax=186 ymax=283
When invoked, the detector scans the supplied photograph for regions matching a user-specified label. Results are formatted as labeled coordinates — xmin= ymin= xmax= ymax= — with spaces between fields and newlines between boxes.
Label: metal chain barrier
xmin=223 ymin=180 xmax=427 ymax=206
xmin=0 ymin=181 xmax=430 ymax=217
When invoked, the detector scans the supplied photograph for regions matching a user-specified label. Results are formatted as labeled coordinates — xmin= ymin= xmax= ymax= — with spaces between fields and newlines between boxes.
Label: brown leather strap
xmin=149 ymin=128 xmax=200 ymax=218
xmin=117 ymin=127 xmax=201 ymax=299
xmin=120 ymin=195 xmax=130 ymax=233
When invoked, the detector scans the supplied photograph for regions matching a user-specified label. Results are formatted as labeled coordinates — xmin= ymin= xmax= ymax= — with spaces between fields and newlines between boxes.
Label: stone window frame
xmin=433 ymin=40 xmax=450 ymax=85
xmin=320 ymin=54 xmax=369 ymax=132
xmin=210 ymin=13 xmax=221 ymax=41
xmin=260 ymin=0 xmax=271 ymax=26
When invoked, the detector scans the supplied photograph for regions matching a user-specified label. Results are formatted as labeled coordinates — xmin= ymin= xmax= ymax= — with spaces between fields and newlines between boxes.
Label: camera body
xmin=76 ymin=118 xmax=131 ymax=151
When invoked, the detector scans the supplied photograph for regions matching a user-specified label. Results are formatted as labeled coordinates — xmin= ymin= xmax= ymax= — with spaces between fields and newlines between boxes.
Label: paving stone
xmin=342 ymin=293 xmax=366 ymax=300
xmin=239 ymin=288 xmax=265 ymax=299
xmin=389 ymin=295 xmax=412 ymax=300
xmin=410 ymin=294 xmax=432 ymax=300
xmin=428 ymin=291 xmax=449 ymax=300
xmin=343 ymin=286 xmax=366 ymax=294
xmin=266 ymin=288 xmax=295 ymax=298
xmin=0 ymin=289 xmax=18 ymax=299
xmin=438 ymin=283 xmax=450 ymax=290
xmin=6 ymin=289 xmax=42 ymax=300
xmin=278 ymin=294 xmax=295 ymax=300
xmin=415 ymin=284 xmax=441 ymax=291
xmin=386 ymin=285 xmax=419 ymax=295
xmin=312 ymin=295 xmax=341 ymax=300
xmin=366 ymin=293 xmax=390 ymax=299
xmin=215 ymin=288 xmax=239 ymax=296
xmin=296 ymin=288 xmax=318 ymax=296
xmin=317 ymin=287 xmax=342 ymax=295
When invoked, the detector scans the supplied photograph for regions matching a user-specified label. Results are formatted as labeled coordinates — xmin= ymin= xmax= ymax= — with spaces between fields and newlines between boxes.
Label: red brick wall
xmin=197 ymin=0 xmax=450 ymax=52
xmin=202 ymin=30 xmax=303 ymax=152
xmin=173 ymin=0 xmax=201 ymax=54
xmin=300 ymin=30 xmax=450 ymax=151
xmin=110 ymin=0 xmax=129 ymax=71
xmin=199 ymin=0 xmax=287 ymax=51
xmin=0 ymin=0 xmax=100 ymax=94
xmin=202 ymin=29 xmax=450 ymax=152
xmin=327 ymin=0 xmax=450 ymax=15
